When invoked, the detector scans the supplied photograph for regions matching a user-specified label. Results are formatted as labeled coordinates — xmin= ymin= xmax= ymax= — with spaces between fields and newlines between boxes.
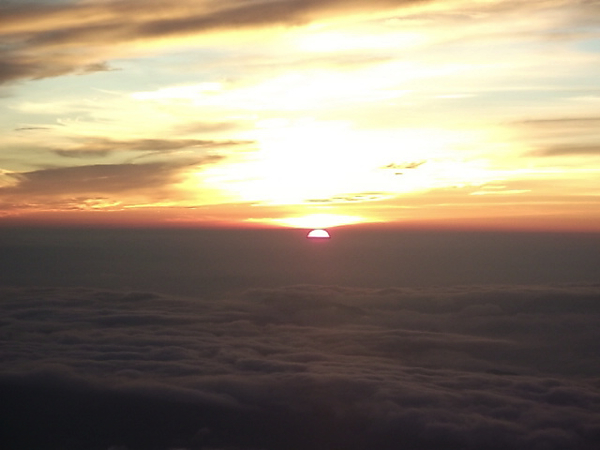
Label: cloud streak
xmin=530 ymin=145 xmax=600 ymax=157
xmin=52 ymin=137 xmax=253 ymax=158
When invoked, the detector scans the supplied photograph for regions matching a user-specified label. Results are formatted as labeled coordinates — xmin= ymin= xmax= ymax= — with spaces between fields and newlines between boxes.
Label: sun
xmin=307 ymin=229 xmax=331 ymax=239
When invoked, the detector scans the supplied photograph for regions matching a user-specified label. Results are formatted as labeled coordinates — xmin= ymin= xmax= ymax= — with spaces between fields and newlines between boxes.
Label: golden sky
xmin=1 ymin=0 xmax=599 ymax=230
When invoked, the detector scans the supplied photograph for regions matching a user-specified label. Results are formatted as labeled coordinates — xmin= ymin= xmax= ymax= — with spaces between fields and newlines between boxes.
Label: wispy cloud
xmin=517 ymin=117 xmax=600 ymax=126
xmin=530 ymin=144 xmax=600 ymax=157
xmin=52 ymin=137 xmax=253 ymax=158
xmin=306 ymin=192 xmax=393 ymax=203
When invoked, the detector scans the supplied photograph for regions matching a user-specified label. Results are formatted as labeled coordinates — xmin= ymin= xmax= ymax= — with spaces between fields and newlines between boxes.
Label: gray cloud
xmin=1 ymin=283 xmax=600 ymax=449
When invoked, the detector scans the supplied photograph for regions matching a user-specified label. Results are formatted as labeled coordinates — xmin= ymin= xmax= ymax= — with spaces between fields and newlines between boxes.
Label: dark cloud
xmin=1 ymin=283 xmax=600 ymax=449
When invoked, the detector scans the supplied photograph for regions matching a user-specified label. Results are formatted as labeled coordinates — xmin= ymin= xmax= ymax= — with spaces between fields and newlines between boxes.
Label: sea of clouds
xmin=2 ymin=283 xmax=600 ymax=449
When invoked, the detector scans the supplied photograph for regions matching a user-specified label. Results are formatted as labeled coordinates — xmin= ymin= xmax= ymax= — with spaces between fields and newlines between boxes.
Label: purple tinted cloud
xmin=2 ymin=283 xmax=600 ymax=449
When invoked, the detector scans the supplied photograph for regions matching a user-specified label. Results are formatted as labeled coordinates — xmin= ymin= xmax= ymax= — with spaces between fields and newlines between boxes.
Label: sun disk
xmin=307 ymin=229 xmax=331 ymax=239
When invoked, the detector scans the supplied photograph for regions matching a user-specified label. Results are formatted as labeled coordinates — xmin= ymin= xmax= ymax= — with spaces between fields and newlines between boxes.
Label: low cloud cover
xmin=2 ymin=283 xmax=600 ymax=449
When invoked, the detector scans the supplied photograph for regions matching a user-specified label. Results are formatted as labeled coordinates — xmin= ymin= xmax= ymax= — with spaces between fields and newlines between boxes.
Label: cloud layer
xmin=2 ymin=283 xmax=600 ymax=449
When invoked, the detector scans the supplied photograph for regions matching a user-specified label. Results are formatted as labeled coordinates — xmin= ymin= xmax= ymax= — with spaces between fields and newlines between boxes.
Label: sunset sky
xmin=3 ymin=3 xmax=600 ymax=449
xmin=1 ymin=0 xmax=599 ymax=229
xmin=0 ymin=0 xmax=600 ymax=230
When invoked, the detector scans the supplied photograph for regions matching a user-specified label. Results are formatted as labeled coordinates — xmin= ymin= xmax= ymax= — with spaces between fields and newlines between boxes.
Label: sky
xmin=2 ymin=2 xmax=600 ymax=450
xmin=1 ymin=0 xmax=600 ymax=230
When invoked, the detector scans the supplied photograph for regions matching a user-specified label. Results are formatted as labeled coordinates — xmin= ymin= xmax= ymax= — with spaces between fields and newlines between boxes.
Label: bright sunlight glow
xmin=274 ymin=214 xmax=367 ymax=229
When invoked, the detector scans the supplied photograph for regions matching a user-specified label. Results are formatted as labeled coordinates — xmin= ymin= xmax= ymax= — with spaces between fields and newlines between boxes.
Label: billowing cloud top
xmin=2 ymin=283 xmax=600 ymax=449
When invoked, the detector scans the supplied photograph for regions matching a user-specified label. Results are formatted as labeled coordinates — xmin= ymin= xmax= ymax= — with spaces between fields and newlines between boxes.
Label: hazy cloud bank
xmin=2 ymin=284 xmax=600 ymax=449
